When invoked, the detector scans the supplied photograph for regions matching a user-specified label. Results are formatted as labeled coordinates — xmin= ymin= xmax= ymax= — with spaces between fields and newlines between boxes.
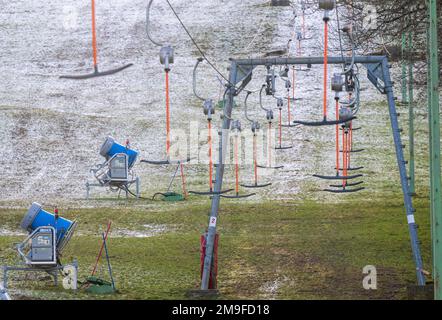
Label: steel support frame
xmin=200 ymin=56 xmax=426 ymax=290
xmin=428 ymin=0 xmax=441 ymax=300
xmin=2 ymin=260 xmax=78 ymax=290
xmin=408 ymin=32 xmax=415 ymax=195
xmin=401 ymin=32 xmax=409 ymax=104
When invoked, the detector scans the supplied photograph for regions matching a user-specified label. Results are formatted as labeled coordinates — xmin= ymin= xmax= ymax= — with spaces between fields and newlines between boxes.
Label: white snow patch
xmin=110 ymin=224 xmax=169 ymax=238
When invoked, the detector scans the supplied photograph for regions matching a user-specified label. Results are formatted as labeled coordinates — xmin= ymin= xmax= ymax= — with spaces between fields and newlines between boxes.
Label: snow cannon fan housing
xmin=100 ymin=136 xmax=139 ymax=169
xmin=319 ymin=0 xmax=336 ymax=10
xmin=20 ymin=202 xmax=77 ymax=252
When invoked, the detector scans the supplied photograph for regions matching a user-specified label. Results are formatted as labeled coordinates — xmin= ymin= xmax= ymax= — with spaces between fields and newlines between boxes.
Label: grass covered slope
xmin=0 ymin=196 xmax=431 ymax=300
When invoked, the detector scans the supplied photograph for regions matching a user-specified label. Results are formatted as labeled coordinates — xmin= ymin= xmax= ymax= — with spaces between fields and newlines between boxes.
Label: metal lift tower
xmin=200 ymin=56 xmax=427 ymax=291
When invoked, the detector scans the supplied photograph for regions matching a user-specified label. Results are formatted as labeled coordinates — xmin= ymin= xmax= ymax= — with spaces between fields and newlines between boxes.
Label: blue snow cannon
xmin=99 ymin=136 xmax=139 ymax=168
xmin=20 ymin=203 xmax=76 ymax=247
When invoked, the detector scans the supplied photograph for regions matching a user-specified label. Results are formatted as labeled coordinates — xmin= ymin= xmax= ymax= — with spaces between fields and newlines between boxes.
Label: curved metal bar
xmin=189 ymin=189 xmax=234 ymax=196
xmin=257 ymin=165 xmax=284 ymax=169
xmin=281 ymin=123 xmax=301 ymax=128
xmin=140 ymin=157 xmax=193 ymax=165
xmin=293 ymin=116 xmax=357 ymax=127
xmin=220 ymin=193 xmax=256 ymax=199
xmin=335 ymin=166 xmax=364 ymax=171
xmin=330 ymin=181 xmax=364 ymax=188
xmin=60 ymin=64 xmax=133 ymax=80
xmin=275 ymin=146 xmax=293 ymax=150
xmin=240 ymin=182 xmax=272 ymax=189
xmin=146 ymin=0 xmax=164 ymax=47
xmin=193 ymin=58 xmax=206 ymax=101
xmin=323 ymin=187 xmax=365 ymax=193
xmin=244 ymin=91 xmax=254 ymax=123
xmin=313 ymin=174 xmax=363 ymax=180
xmin=259 ymin=84 xmax=270 ymax=112
xmin=339 ymin=149 xmax=365 ymax=153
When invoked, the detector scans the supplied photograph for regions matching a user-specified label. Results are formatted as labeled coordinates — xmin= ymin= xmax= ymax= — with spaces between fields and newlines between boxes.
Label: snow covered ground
xmin=0 ymin=0 xmax=402 ymax=206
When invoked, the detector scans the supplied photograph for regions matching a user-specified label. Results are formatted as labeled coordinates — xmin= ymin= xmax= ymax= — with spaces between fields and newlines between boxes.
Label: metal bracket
xmin=365 ymin=62 xmax=386 ymax=94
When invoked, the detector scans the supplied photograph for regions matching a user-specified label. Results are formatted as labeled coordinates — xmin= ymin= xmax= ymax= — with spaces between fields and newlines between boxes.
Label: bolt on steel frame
xmin=200 ymin=55 xmax=426 ymax=290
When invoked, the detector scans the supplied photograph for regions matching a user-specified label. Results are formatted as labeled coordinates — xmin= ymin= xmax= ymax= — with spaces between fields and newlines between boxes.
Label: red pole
xmin=91 ymin=220 xmax=112 ymax=276
xmin=279 ymin=108 xmax=282 ymax=147
xmin=208 ymin=120 xmax=213 ymax=191
xmin=165 ymin=71 xmax=171 ymax=157
xmin=234 ymin=135 xmax=239 ymax=194
xmin=335 ymin=100 xmax=340 ymax=175
xmin=91 ymin=0 xmax=98 ymax=68
xmin=292 ymin=67 xmax=295 ymax=102
xmin=180 ymin=163 xmax=188 ymax=199
xmin=323 ymin=20 xmax=329 ymax=119
xmin=253 ymin=134 xmax=258 ymax=185
xmin=268 ymin=122 xmax=272 ymax=167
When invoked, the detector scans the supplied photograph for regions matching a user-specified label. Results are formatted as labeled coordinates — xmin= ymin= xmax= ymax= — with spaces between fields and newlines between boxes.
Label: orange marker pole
xmin=208 ymin=120 xmax=213 ymax=191
xmin=91 ymin=0 xmax=98 ymax=70
xmin=335 ymin=100 xmax=340 ymax=175
xmin=287 ymin=90 xmax=292 ymax=125
xmin=234 ymin=135 xmax=239 ymax=194
xmin=342 ymin=129 xmax=347 ymax=187
xmin=165 ymin=71 xmax=171 ymax=157
xmin=349 ymin=122 xmax=353 ymax=168
xmin=253 ymin=134 xmax=258 ymax=185
xmin=323 ymin=19 xmax=329 ymax=120
xmin=292 ymin=67 xmax=296 ymax=101
xmin=279 ymin=108 xmax=282 ymax=147
xmin=180 ymin=163 xmax=188 ymax=199
xmin=268 ymin=122 xmax=272 ymax=167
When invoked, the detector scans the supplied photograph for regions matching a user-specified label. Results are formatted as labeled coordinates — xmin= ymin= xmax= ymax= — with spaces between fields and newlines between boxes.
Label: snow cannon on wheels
xmin=87 ymin=136 xmax=141 ymax=199
xmin=2 ymin=203 xmax=79 ymax=294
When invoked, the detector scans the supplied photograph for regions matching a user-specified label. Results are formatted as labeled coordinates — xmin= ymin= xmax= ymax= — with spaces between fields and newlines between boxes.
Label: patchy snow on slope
xmin=0 ymin=0 xmax=394 ymax=206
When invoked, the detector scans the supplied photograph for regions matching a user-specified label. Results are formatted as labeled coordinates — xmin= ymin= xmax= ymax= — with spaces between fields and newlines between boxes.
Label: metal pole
xmin=401 ymin=32 xmax=408 ymax=104
xmin=382 ymin=58 xmax=426 ymax=285
xmin=428 ymin=0 xmax=442 ymax=300
xmin=201 ymin=61 xmax=237 ymax=290
xmin=102 ymin=233 xmax=116 ymax=290
xmin=408 ymin=31 xmax=415 ymax=195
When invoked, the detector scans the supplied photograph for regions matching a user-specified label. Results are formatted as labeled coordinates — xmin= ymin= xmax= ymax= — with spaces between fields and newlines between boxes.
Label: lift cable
xmin=164 ymin=0 xmax=230 ymax=84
